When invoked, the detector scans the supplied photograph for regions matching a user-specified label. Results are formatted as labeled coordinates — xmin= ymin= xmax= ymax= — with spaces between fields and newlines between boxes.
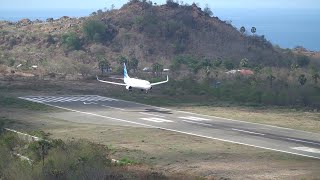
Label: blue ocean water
xmin=0 ymin=8 xmax=319 ymax=51
xmin=0 ymin=9 xmax=94 ymax=21
xmin=214 ymin=8 xmax=320 ymax=51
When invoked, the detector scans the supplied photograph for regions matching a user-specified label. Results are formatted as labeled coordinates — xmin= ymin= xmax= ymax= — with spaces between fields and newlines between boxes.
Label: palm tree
xmin=240 ymin=26 xmax=246 ymax=35
xmin=251 ymin=27 xmax=256 ymax=35
xmin=267 ymin=74 xmax=276 ymax=88
xmin=152 ymin=62 xmax=163 ymax=76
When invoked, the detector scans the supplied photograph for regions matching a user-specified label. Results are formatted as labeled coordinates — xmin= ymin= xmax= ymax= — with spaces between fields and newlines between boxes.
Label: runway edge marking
xmin=18 ymin=97 xmax=320 ymax=160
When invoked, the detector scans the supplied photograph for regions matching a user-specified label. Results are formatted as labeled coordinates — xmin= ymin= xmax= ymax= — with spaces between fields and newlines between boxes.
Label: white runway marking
xmin=139 ymin=112 xmax=165 ymax=118
xmin=179 ymin=116 xmax=209 ymax=121
xmin=83 ymin=102 xmax=97 ymax=105
xmin=182 ymin=120 xmax=213 ymax=127
xmin=19 ymin=96 xmax=320 ymax=160
xmin=140 ymin=118 xmax=173 ymax=123
xmin=286 ymin=138 xmax=320 ymax=146
xmin=101 ymin=105 xmax=125 ymax=111
xmin=292 ymin=147 xmax=320 ymax=154
xmin=231 ymin=128 xmax=265 ymax=136
xmin=20 ymin=95 xmax=118 ymax=103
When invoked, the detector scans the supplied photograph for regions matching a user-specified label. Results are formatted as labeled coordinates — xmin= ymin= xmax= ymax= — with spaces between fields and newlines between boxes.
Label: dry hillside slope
xmin=0 ymin=0 xmax=295 ymax=77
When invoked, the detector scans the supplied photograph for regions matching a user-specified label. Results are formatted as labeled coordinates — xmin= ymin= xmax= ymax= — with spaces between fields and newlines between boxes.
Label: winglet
xmin=150 ymin=75 xmax=169 ymax=86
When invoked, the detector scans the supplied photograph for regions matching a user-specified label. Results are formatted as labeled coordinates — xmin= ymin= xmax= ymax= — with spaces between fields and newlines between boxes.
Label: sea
xmin=0 ymin=8 xmax=319 ymax=51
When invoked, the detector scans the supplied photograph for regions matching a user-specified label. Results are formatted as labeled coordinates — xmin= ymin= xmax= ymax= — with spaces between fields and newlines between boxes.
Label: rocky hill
xmin=0 ymin=0 xmax=305 ymax=79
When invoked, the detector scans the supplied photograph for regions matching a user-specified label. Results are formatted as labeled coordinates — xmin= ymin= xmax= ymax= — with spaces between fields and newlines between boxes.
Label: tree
xmin=203 ymin=4 xmax=213 ymax=16
xmin=223 ymin=60 xmax=234 ymax=70
xmin=61 ymin=32 xmax=82 ymax=51
xmin=129 ymin=57 xmax=139 ymax=73
xmin=117 ymin=56 xmax=128 ymax=65
xmin=267 ymin=74 xmax=276 ymax=88
xmin=166 ymin=0 xmax=179 ymax=8
xmin=312 ymin=73 xmax=320 ymax=84
xmin=201 ymin=58 xmax=212 ymax=68
xmin=98 ymin=57 xmax=110 ymax=74
xmin=296 ymin=55 xmax=310 ymax=67
xmin=83 ymin=19 xmax=107 ymax=43
xmin=240 ymin=58 xmax=249 ymax=68
xmin=310 ymin=65 xmax=319 ymax=84
xmin=251 ymin=27 xmax=256 ymax=35
xmin=298 ymin=74 xmax=307 ymax=86
xmin=213 ymin=58 xmax=222 ymax=67
xmin=152 ymin=62 xmax=163 ymax=76
xmin=240 ymin=26 xmax=246 ymax=34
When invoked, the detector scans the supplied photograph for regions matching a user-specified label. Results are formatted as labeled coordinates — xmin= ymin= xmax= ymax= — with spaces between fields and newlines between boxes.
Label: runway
xmin=20 ymin=95 xmax=320 ymax=159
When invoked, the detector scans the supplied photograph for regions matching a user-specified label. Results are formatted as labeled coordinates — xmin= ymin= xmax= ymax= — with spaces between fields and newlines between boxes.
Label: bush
xmin=83 ymin=19 xmax=106 ymax=41
xmin=296 ymin=55 xmax=310 ymax=67
xmin=61 ymin=32 xmax=82 ymax=51
xmin=224 ymin=60 xmax=235 ymax=70
xmin=83 ymin=19 xmax=117 ymax=43
xmin=166 ymin=0 xmax=179 ymax=8
xmin=203 ymin=4 xmax=213 ymax=16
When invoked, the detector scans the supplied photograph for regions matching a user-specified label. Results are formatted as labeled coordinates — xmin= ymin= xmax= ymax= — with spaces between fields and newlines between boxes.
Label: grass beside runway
xmin=176 ymin=106 xmax=320 ymax=133
xmin=0 ymin=96 xmax=53 ymax=111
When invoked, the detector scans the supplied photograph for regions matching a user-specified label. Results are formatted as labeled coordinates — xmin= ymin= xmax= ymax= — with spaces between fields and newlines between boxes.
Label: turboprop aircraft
xmin=96 ymin=63 xmax=168 ymax=93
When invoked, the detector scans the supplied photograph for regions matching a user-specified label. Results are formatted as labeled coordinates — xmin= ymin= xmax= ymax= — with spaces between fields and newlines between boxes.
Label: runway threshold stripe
xmin=18 ymin=97 xmax=320 ymax=160
xmin=182 ymin=120 xmax=213 ymax=127
xmin=231 ymin=128 xmax=265 ymax=136
xmin=101 ymin=105 xmax=126 ymax=111
xmin=140 ymin=118 xmax=173 ymax=123
xmin=179 ymin=116 xmax=209 ymax=121
xmin=139 ymin=112 xmax=165 ymax=118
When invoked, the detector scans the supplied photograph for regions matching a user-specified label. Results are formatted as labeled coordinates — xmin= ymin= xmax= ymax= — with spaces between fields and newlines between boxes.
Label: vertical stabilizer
xmin=124 ymin=63 xmax=130 ymax=79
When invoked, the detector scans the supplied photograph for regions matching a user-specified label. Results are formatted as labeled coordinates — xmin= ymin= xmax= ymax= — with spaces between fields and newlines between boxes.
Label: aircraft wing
xmin=96 ymin=76 xmax=127 ymax=86
xmin=150 ymin=75 xmax=169 ymax=86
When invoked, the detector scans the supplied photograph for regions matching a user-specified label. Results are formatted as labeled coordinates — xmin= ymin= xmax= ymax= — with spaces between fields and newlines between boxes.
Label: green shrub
xmin=224 ymin=60 xmax=235 ymax=70
xmin=61 ymin=32 xmax=82 ymax=50
xmin=296 ymin=55 xmax=310 ymax=67
xmin=166 ymin=0 xmax=179 ymax=8
xmin=83 ymin=19 xmax=107 ymax=42
xmin=203 ymin=4 xmax=213 ymax=16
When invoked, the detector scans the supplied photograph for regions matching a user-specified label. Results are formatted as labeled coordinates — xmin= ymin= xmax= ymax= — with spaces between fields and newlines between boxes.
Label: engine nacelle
xmin=126 ymin=86 xmax=132 ymax=91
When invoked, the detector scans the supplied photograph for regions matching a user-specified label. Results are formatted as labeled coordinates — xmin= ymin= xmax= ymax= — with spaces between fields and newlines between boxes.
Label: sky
xmin=1 ymin=0 xmax=319 ymax=10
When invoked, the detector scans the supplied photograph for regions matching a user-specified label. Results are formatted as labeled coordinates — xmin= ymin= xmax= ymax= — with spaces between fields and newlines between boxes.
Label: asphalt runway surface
xmin=20 ymin=95 xmax=320 ymax=159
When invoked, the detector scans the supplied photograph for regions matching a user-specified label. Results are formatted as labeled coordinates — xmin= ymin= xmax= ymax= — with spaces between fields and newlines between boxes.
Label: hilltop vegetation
xmin=0 ymin=0 xmax=319 ymax=107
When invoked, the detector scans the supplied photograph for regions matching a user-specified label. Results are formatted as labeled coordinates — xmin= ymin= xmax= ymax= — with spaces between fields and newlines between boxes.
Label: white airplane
xmin=96 ymin=63 xmax=168 ymax=93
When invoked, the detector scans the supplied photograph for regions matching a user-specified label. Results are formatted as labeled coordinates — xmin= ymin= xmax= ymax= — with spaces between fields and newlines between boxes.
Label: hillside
xmin=1 ymin=0 xmax=319 ymax=108
xmin=0 ymin=1 xmax=297 ymax=76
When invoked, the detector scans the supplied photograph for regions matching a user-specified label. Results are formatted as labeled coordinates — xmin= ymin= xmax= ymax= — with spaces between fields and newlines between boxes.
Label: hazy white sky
xmin=1 ymin=0 xmax=319 ymax=10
